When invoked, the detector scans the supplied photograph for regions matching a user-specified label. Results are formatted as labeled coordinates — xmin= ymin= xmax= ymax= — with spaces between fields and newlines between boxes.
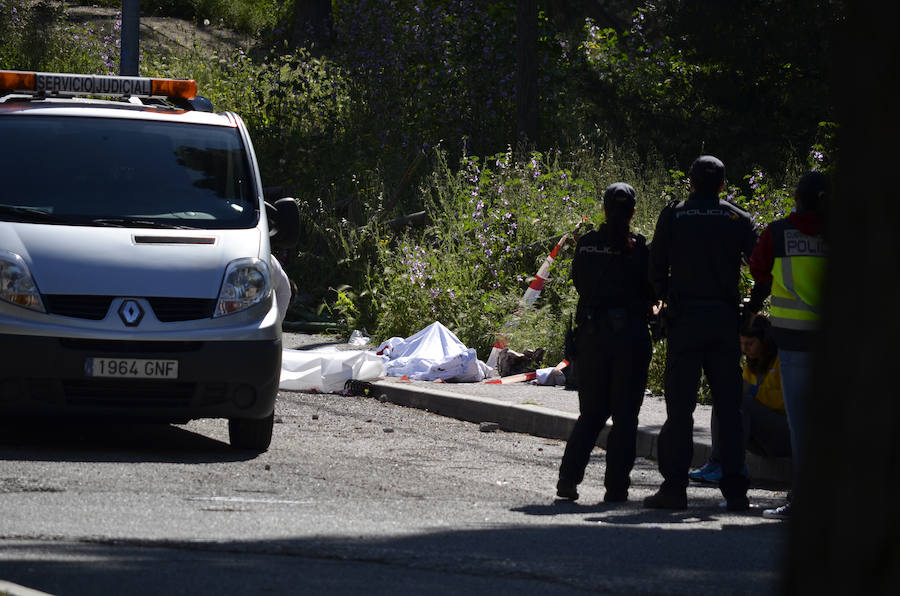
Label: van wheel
xmin=228 ymin=413 xmax=274 ymax=451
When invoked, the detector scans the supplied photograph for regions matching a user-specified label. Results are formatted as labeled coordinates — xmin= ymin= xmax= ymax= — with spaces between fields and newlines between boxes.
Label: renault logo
xmin=118 ymin=299 xmax=144 ymax=326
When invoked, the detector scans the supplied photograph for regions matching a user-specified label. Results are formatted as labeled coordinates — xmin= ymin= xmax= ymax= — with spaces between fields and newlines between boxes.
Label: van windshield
xmin=0 ymin=116 xmax=258 ymax=229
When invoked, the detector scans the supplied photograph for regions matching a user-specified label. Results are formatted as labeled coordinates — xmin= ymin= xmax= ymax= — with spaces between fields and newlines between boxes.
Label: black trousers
xmin=559 ymin=314 xmax=651 ymax=494
xmin=658 ymin=302 xmax=749 ymax=500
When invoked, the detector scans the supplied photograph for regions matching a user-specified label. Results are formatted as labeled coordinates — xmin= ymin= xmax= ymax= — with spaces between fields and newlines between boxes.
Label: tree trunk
xmin=293 ymin=0 xmax=333 ymax=52
xmin=516 ymin=0 xmax=539 ymax=148
xmin=785 ymin=3 xmax=900 ymax=593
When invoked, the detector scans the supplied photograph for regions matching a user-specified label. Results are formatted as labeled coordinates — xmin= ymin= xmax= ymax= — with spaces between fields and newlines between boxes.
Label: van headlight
xmin=214 ymin=257 xmax=271 ymax=317
xmin=0 ymin=251 xmax=45 ymax=312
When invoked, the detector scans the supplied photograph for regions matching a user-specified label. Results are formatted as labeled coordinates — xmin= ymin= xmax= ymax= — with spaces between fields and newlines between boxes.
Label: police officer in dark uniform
xmin=645 ymin=155 xmax=757 ymax=511
xmin=556 ymin=182 xmax=654 ymax=503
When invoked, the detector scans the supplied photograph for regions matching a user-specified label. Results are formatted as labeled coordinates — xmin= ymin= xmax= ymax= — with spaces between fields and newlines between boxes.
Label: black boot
xmin=556 ymin=477 xmax=579 ymax=501
xmin=643 ymin=489 xmax=687 ymax=510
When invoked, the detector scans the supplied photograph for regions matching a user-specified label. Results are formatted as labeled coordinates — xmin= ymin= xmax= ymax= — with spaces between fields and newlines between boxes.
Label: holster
xmin=650 ymin=299 xmax=678 ymax=342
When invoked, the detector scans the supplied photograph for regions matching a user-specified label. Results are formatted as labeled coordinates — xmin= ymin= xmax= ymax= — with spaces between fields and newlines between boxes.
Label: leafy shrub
xmin=0 ymin=1 xmax=120 ymax=74
xmin=75 ymin=0 xmax=284 ymax=35
xmin=577 ymin=3 xmax=838 ymax=179
xmin=144 ymin=46 xmax=352 ymax=192
xmin=330 ymin=0 xmax=585 ymax=183
xmin=369 ymin=142 xmax=664 ymax=358
xmin=364 ymin=137 xmax=832 ymax=396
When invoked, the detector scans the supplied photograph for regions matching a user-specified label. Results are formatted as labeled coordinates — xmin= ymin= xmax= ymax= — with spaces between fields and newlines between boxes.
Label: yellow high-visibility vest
xmin=769 ymin=219 xmax=825 ymax=331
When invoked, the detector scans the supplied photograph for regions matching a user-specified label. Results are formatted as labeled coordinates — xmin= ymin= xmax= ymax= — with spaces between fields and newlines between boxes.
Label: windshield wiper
xmin=88 ymin=218 xmax=195 ymax=229
xmin=0 ymin=204 xmax=67 ymax=223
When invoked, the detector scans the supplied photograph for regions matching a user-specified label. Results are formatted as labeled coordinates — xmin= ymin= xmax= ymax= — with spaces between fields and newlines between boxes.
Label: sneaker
xmin=763 ymin=502 xmax=792 ymax=520
xmin=556 ymin=478 xmax=579 ymax=501
xmin=643 ymin=489 xmax=687 ymax=510
xmin=689 ymin=461 xmax=722 ymax=483
xmin=689 ymin=462 xmax=749 ymax=484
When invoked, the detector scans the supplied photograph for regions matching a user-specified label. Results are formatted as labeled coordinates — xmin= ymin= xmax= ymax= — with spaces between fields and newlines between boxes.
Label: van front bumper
xmin=0 ymin=334 xmax=281 ymax=422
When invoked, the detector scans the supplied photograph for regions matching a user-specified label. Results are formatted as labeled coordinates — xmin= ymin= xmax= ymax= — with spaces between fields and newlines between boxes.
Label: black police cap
xmin=603 ymin=182 xmax=636 ymax=210
xmin=688 ymin=155 xmax=726 ymax=189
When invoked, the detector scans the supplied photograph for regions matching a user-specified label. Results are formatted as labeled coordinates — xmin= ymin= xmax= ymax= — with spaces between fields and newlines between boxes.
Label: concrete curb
xmin=373 ymin=381 xmax=579 ymax=441
xmin=370 ymin=380 xmax=791 ymax=486
xmin=373 ymin=380 xmax=657 ymax=458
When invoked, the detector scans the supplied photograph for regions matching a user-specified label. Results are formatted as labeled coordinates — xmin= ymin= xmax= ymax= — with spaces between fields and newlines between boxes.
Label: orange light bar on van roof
xmin=0 ymin=71 xmax=35 ymax=93
xmin=150 ymin=77 xmax=197 ymax=100
xmin=0 ymin=70 xmax=197 ymax=100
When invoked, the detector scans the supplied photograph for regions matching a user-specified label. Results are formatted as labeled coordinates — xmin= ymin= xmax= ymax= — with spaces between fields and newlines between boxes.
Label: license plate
xmin=85 ymin=357 xmax=179 ymax=379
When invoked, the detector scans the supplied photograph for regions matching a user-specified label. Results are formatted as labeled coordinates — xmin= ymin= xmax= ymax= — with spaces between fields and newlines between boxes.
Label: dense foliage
xmin=87 ymin=0 xmax=286 ymax=35
xmin=0 ymin=1 xmax=120 ymax=73
xmin=580 ymin=1 xmax=841 ymax=177
xmin=0 ymin=0 xmax=840 ymax=393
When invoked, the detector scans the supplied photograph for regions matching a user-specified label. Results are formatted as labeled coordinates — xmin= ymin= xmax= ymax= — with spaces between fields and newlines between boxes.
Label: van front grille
xmin=42 ymin=295 xmax=216 ymax=322
xmin=147 ymin=297 xmax=216 ymax=322
xmin=43 ymin=295 xmax=113 ymax=320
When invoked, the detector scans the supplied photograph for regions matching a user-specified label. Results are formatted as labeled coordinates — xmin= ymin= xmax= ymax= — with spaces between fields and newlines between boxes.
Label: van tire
xmin=228 ymin=413 xmax=274 ymax=451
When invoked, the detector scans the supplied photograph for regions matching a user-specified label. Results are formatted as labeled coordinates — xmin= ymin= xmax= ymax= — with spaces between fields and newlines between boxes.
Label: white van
xmin=0 ymin=71 xmax=299 ymax=451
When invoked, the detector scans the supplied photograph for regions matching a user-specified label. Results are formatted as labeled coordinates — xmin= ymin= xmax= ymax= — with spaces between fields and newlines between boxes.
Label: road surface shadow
xmin=0 ymin=520 xmax=788 ymax=595
xmin=0 ymin=419 xmax=256 ymax=463
xmin=287 ymin=341 xmax=347 ymax=351
xmin=513 ymin=495 xmax=786 ymax=526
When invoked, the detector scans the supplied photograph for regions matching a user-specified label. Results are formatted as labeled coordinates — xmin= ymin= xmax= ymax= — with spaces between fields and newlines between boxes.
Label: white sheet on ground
xmin=279 ymin=346 xmax=385 ymax=393
xmin=377 ymin=321 xmax=491 ymax=382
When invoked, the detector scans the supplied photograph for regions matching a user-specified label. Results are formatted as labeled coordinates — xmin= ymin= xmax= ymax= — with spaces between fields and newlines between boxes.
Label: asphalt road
xmin=0 ymin=392 xmax=789 ymax=595
xmin=0 ymin=333 xmax=791 ymax=595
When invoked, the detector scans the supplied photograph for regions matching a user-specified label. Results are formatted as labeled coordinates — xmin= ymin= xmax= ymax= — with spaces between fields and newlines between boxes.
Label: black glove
xmin=649 ymin=305 xmax=668 ymax=342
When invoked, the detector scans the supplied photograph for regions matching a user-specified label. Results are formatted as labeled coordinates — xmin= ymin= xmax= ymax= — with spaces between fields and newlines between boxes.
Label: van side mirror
xmin=265 ymin=198 xmax=300 ymax=248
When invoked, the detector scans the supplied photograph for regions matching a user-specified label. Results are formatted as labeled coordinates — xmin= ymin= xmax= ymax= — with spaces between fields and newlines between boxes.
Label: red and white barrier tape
xmin=519 ymin=232 xmax=568 ymax=308
xmin=484 ymin=371 xmax=537 ymax=384
xmin=486 ymin=221 xmax=585 ymax=371
xmin=483 ymin=359 xmax=570 ymax=385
